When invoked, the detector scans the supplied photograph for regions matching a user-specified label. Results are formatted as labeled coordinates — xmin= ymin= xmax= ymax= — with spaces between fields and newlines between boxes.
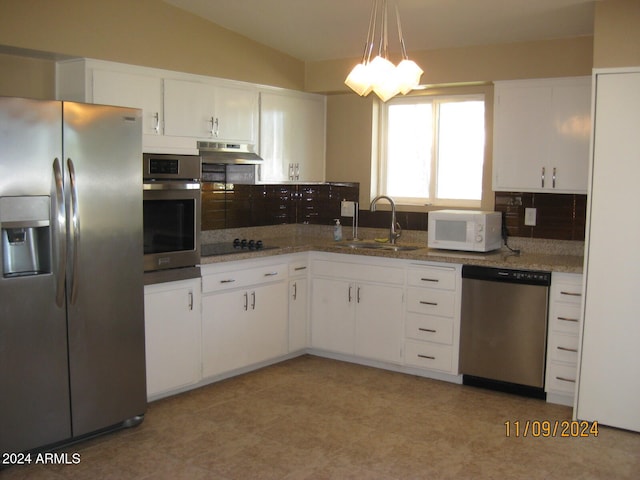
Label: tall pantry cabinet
xmin=576 ymin=68 xmax=640 ymax=432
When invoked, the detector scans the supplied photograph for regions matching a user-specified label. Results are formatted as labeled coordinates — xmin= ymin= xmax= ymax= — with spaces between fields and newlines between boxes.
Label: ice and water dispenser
xmin=0 ymin=196 xmax=52 ymax=278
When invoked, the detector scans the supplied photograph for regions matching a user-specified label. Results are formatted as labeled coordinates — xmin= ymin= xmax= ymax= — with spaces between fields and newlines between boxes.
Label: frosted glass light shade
xmin=345 ymin=63 xmax=373 ymax=96
xmin=396 ymin=59 xmax=424 ymax=95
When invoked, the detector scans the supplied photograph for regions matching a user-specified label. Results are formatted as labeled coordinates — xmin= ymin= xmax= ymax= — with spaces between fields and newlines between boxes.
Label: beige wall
xmin=307 ymin=36 xmax=594 ymax=94
xmin=0 ymin=52 xmax=55 ymax=99
xmin=593 ymin=0 xmax=640 ymax=68
xmin=0 ymin=0 xmax=304 ymax=91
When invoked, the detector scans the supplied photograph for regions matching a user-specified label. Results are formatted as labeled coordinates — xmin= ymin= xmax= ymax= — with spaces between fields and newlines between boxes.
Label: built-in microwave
xmin=428 ymin=210 xmax=502 ymax=252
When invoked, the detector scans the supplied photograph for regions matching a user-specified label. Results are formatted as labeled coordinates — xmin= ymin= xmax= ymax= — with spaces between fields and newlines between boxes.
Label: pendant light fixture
xmin=345 ymin=0 xmax=423 ymax=102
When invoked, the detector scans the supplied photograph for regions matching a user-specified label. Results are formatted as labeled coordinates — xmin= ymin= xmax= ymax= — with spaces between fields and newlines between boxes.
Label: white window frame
xmin=378 ymin=93 xmax=486 ymax=208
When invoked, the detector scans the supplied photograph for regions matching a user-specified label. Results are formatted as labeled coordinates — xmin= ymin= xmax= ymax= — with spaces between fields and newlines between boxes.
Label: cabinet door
xmin=548 ymin=82 xmax=591 ymax=191
xmin=248 ymin=282 xmax=289 ymax=364
xmin=355 ymin=283 xmax=404 ymax=364
xmin=310 ymin=277 xmax=355 ymax=354
xmin=164 ymin=79 xmax=217 ymax=138
xmin=493 ymin=84 xmax=551 ymax=191
xmin=92 ymin=69 xmax=163 ymax=136
xmin=144 ymin=280 xmax=201 ymax=398
xmin=202 ymin=289 xmax=250 ymax=378
xmin=259 ymin=92 xmax=325 ymax=182
xmin=289 ymin=277 xmax=308 ymax=351
xmin=215 ymin=84 xmax=258 ymax=143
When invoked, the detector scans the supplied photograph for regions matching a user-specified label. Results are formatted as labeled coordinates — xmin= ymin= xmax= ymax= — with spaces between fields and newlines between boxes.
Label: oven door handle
xmin=143 ymin=182 xmax=201 ymax=191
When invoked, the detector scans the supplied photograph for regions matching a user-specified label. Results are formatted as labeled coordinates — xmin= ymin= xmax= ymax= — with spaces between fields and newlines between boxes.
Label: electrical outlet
xmin=524 ymin=208 xmax=537 ymax=226
xmin=341 ymin=200 xmax=355 ymax=217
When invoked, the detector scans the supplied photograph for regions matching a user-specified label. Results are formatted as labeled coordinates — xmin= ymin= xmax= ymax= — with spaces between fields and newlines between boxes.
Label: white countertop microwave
xmin=427 ymin=210 xmax=503 ymax=252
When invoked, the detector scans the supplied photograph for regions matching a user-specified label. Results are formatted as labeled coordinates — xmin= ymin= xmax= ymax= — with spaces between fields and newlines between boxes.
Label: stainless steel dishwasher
xmin=460 ymin=265 xmax=551 ymax=398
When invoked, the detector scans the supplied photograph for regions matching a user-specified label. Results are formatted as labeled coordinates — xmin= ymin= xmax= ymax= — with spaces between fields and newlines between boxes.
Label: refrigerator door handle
xmin=53 ymin=158 xmax=67 ymax=308
xmin=67 ymin=158 xmax=80 ymax=305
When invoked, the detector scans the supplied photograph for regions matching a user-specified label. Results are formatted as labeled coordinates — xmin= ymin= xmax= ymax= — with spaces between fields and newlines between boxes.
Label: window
xmin=380 ymin=94 xmax=486 ymax=207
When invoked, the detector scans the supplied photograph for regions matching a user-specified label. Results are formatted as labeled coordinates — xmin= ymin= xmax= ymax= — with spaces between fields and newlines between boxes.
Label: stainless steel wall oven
xmin=143 ymin=154 xmax=201 ymax=283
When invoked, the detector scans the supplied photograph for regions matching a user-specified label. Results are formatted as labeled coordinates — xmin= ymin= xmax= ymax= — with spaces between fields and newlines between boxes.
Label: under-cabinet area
xmin=144 ymin=249 xmax=581 ymax=406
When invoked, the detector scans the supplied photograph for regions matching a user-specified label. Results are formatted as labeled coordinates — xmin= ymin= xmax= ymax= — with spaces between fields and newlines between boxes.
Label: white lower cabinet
xmin=545 ymin=272 xmax=583 ymax=405
xmin=201 ymin=260 xmax=288 ymax=379
xmin=144 ymin=278 xmax=201 ymax=400
xmin=403 ymin=264 xmax=461 ymax=375
xmin=310 ymin=255 xmax=404 ymax=364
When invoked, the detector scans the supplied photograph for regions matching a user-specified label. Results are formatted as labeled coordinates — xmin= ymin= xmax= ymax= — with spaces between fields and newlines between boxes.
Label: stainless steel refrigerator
xmin=0 ymin=97 xmax=147 ymax=453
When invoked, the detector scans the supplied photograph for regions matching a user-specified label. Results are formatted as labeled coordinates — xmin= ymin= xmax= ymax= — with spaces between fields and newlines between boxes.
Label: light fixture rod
xmin=361 ymin=0 xmax=378 ymax=63
xmin=395 ymin=1 xmax=409 ymax=59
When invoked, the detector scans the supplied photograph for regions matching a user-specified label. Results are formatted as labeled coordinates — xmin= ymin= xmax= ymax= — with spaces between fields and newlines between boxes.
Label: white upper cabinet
xmin=492 ymin=76 xmax=591 ymax=193
xmin=259 ymin=90 xmax=326 ymax=182
xmin=92 ymin=69 xmax=163 ymax=137
xmin=164 ymin=79 xmax=258 ymax=144
xmin=56 ymin=59 xmax=260 ymax=153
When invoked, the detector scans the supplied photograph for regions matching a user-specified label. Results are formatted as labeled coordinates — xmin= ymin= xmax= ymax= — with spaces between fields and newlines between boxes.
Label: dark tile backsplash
xmin=204 ymin=184 xmax=586 ymax=241
xmin=202 ymin=182 xmax=359 ymax=230
xmin=494 ymin=192 xmax=586 ymax=241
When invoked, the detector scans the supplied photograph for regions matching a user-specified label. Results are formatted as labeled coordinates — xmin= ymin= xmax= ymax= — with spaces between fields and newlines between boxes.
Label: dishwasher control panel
xmin=462 ymin=265 xmax=551 ymax=286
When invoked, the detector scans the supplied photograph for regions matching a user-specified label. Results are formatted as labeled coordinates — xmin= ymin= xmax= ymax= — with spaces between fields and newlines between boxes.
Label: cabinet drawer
xmin=405 ymin=313 xmax=453 ymax=345
xmin=552 ymin=282 xmax=583 ymax=305
xmin=549 ymin=333 xmax=579 ymax=364
xmin=546 ymin=363 xmax=577 ymax=394
xmin=549 ymin=303 xmax=581 ymax=334
xmin=312 ymin=260 xmax=404 ymax=285
xmin=289 ymin=261 xmax=309 ymax=277
xmin=404 ymin=340 xmax=453 ymax=372
xmin=202 ymin=263 xmax=287 ymax=293
xmin=407 ymin=288 xmax=455 ymax=317
xmin=407 ymin=266 xmax=456 ymax=290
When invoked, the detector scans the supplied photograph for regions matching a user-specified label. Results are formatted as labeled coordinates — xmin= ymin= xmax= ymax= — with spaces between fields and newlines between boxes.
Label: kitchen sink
xmin=337 ymin=241 xmax=422 ymax=252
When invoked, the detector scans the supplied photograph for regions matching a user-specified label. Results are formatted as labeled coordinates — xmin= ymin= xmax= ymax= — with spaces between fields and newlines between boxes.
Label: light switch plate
xmin=341 ymin=200 xmax=355 ymax=217
xmin=525 ymin=208 xmax=537 ymax=226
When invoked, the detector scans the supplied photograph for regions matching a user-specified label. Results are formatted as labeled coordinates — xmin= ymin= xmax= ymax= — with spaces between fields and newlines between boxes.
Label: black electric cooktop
xmin=201 ymin=238 xmax=278 ymax=257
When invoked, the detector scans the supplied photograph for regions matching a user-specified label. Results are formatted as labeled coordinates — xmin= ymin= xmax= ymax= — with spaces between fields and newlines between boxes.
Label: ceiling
xmin=163 ymin=0 xmax=596 ymax=62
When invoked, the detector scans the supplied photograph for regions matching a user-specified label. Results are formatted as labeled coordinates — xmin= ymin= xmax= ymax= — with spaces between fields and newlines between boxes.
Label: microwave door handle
xmin=53 ymin=158 xmax=67 ymax=308
xmin=67 ymin=158 xmax=80 ymax=305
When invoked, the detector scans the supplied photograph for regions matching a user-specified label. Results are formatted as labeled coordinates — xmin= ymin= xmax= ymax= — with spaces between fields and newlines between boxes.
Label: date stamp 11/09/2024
xmin=505 ymin=420 xmax=599 ymax=438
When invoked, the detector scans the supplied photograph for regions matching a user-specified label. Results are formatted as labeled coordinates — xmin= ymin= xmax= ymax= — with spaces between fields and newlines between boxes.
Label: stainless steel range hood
xmin=198 ymin=141 xmax=263 ymax=164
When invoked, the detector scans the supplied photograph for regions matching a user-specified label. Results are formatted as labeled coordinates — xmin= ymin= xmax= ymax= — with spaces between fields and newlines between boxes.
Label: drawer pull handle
xmin=418 ymin=354 xmax=435 ymax=360
xmin=557 ymin=316 xmax=579 ymax=323
xmin=220 ymin=279 xmax=236 ymax=283
xmin=419 ymin=328 xmax=437 ymax=333
xmin=294 ymin=266 xmax=307 ymax=271
xmin=420 ymin=301 xmax=438 ymax=306
xmin=560 ymin=291 xmax=581 ymax=297
xmin=556 ymin=376 xmax=576 ymax=383
xmin=264 ymin=272 xmax=279 ymax=277
xmin=421 ymin=277 xmax=439 ymax=283
xmin=557 ymin=346 xmax=578 ymax=353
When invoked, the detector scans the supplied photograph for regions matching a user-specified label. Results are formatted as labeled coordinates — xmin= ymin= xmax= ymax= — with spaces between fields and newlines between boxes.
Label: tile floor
xmin=4 ymin=355 xmax=640 ymax=479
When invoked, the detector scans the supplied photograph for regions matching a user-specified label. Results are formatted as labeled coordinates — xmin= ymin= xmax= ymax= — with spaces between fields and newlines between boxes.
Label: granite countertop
xmin=200 ymin=234 xmax=584 ymax=274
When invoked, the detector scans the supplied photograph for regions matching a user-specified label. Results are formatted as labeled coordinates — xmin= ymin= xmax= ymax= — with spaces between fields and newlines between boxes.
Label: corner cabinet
xmin=493 ymin=76 xmax=591 ymax=193
xmin=259 ymin=89 xmax=326 ymax=182
xmin=144 ymin=278 xmax=202 ymax=400
xmin=310 ymin=254 xmax=404 ymax=364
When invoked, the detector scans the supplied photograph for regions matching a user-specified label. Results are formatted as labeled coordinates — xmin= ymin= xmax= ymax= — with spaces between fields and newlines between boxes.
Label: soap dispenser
xmin=333 ymin=219 xmax=343 ymax=241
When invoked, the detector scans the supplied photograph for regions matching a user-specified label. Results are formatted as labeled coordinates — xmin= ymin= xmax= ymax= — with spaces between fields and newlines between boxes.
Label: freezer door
xmin=0 ymin=98 xmax=72 ymax=452
xmin=63 ymin=102 xmax=147 ymax=437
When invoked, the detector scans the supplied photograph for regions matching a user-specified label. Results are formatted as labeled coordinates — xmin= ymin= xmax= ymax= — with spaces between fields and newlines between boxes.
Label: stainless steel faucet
xmin=369 ymin=195 xmax=402 ymax=244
